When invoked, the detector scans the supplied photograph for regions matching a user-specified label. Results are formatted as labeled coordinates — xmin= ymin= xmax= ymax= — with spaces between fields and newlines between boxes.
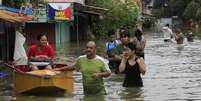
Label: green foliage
xmin=142 ymin=17 xmax=156 ymax=28
xmin=168 ymin=0 xmax=186 ymax=17
xmin=153 ymin=0 xmax=166 ymax=9
xmin=183 ymin=1 xmax=200 ymax=20
xmin=153 ymin=0 xmax=188 ymax=18
xmin=152 ymin=0 xmax=201 ymax=21
xmin=87 ymin=0 xmax=139 ymax=37
xmin=153 ymin=0 xmax=171 ymax=17
xmin=144 ymin=0 xmax=152 ymax=5
xmin=193 ymin=0 xmax=201 ymax=5
xmin=2 ymin=0 xmax=26 ymax=8
xmin=196 ymin=8 xmax=201 ymax=21
xmin=152 ymin=9 xmax=162 ymax=18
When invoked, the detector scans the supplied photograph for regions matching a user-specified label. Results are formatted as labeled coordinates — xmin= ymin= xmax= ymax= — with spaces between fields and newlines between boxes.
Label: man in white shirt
xmin=162 ymin=24 xmax=174 ymax=42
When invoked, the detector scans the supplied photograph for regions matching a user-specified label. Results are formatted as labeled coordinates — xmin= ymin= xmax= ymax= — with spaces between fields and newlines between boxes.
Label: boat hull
xmin=14 ymin=65 xmax=73 ymax=94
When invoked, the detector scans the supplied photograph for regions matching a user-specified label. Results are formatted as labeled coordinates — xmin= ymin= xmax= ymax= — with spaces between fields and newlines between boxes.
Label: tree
xmin=153 ymin=0 xmax=166 ymax=9
xmin=2 ymin=0 xmax=26 ymax=8
xmin=168 ymin=0 xmax=186 ymax=17
xmin=86 ymin=0 xmax=139 ymax=37
xmin=196 ymin=8 xmax=201 ymax=22
xmin=152 ymin=0 xmax=193 ymax=18
xmin=183 ymin=1 xmax=200 ymax=20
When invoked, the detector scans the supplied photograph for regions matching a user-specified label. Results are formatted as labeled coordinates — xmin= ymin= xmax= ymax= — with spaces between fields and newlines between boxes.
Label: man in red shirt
xmin=28 ymin=34 xmax=54 ymax=70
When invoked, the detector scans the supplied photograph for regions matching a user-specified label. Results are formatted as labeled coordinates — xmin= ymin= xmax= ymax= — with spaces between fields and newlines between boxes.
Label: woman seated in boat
xmin=27 ymin=33 xmax=54 ymax=71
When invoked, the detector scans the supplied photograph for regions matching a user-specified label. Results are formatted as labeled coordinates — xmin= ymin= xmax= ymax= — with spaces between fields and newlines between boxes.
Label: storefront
xmin=0 ymin=9 xmax=33 ymax=61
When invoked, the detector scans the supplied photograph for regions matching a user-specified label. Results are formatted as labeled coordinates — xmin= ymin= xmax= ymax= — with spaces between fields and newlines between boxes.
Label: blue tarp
xmin=6 ymin=7 xmax=19 ymax=13
xmin=0 ymin=72 xmax=8 ymax=78
xmin=0 ymin=5 xmax=19 ymax=13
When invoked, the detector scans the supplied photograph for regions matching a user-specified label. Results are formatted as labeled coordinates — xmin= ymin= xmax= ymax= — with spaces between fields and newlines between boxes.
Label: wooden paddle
xmin=4 ymin=63 xmax=25 ymax=73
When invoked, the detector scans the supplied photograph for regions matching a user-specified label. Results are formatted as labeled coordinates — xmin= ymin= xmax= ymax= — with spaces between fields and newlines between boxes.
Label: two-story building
xmin=0 ymin=0 xmax=106 ymax=62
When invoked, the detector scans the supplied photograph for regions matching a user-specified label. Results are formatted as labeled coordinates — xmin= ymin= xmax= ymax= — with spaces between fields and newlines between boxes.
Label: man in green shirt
xmin=74 ymin=41 xmax=111 ymax=95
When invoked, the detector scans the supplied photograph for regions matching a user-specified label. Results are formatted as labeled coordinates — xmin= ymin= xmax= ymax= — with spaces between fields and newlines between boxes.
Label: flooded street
xmin=1 ymin=31 xmax=201 ymax=101
xmin=141 ymin=32 xmax=201 ymax=101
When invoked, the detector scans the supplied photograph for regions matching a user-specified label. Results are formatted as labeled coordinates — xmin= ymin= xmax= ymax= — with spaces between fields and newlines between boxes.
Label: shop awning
xmin=79 ymin=10 xmax=101 ymax=16
xmin=74 ymin=3 xmax=108 ymax=16
xmin=0 ymin=10 xmax=34 ymax=23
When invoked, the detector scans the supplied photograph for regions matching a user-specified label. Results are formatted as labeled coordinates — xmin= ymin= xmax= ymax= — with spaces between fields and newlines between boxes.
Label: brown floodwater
xmin=1 ymin=30 xmax=201 ymax=101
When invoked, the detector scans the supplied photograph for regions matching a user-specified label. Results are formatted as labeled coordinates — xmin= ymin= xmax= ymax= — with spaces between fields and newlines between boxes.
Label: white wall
xmin=160 ymin=18 xmax=172 ymax=28
xmin=155 ymin=18 xmax=172 ymax=32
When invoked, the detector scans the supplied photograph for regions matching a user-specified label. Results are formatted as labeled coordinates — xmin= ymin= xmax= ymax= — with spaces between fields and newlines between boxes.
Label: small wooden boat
xmin=6 ymin=64 xmax=74 ymax=94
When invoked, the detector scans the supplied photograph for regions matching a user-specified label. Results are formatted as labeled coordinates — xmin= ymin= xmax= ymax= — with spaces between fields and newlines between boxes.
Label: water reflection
xmin=119 ymin=88 xmax=144 ymax=101
xmin=0 ymin=65 xmax=13 ymax=98
xmin=81 ymin=95 xmax=106 ymax=101
xmin=143 ymin=32 xmax=201 ymax=101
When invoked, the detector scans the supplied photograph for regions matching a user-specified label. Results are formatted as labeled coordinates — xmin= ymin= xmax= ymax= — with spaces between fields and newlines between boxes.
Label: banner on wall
xmin=48 ymin=3 xmax=73 ymax=21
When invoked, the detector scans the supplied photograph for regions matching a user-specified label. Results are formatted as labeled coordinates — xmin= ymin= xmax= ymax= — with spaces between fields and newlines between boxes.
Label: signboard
xmin=37 ymin=8 xmax=48 ymax=22
xmin=45 ymin=0 xmax=84 ymax=5
xmin=48 ymin=3 xmax=73 ymax=21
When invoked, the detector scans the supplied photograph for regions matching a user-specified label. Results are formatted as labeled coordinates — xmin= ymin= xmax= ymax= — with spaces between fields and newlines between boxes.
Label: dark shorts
xmin=37 ymin=66 xmax=47 ymax=70
xmin=164 ymin=39 xmax=171 ymax=42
